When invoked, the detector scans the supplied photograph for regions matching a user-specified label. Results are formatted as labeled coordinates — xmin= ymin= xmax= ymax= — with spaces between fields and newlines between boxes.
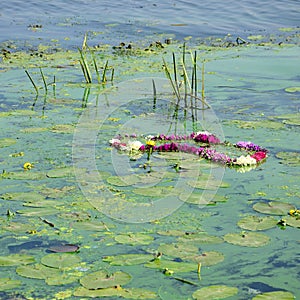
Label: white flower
xmin=196 ymin=131 xmax=211 ymax=136
xmin=109 ymin=138 xmax=121 ymax=145
xmin=145 ymin=135 xmax=155 ymax=140
xmin=128 ymin=140 xmax=143 ymax=151
xmin=234 ymin=155 xmax=257 ymax=166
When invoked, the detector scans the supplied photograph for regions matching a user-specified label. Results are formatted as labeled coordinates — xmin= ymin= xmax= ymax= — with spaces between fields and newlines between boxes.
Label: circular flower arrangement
xmin=109 ymin=131 xmax=268 ymax=167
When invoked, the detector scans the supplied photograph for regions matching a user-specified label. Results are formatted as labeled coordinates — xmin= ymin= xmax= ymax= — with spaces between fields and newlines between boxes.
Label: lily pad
xmin=0 ymin=192 xmax=45 ymax=202
xmin=285 ymin=215 xmax=300 ymax=228
xmin=0 ymin=254 xmax=35 ymax=266
xmin=157 ymin=230 xmax=188 ymax=236
xmin=0 ymin=138 xmax=16 ymax=148
xmin=192 ymin=285 xmax=238 ymax=299
xmin=121 ymin=288 xmax=158 ymax=299
xmin=80 ymin=270 xmax=131 ymax=289
xmin=41 ymin=253 xmax=81 ymax=269
xmin=253 ymin=201 xmax=295 ymax=215
xmin=2 ymin=222 xmax=35 ymax=233
xmin=48 ymin=244 xmax=80 ymax=253
xmin=114 ymin=233 xmax=154 ymax=245
xmin=17 ymin=207 xmax=58 ymax=216
xmin=177 ymin=232 xmax=224 ymax=244
xmin=46 ymin=166 xmax=74 ymax=178
xmin=103 ymin=254 xmax=154 ymax=266
xmin=224 ymin=232 xmax=270 ymax=247
xmin=3 ymin=171 xmax=45 ymax=180
xmin=252 ymin=291 xmax=295 ymax=299
xmin=45 ymin=273 xmax=79 ymax=286
xmin=180 ymin=192 xmax=228 ymax=205
xmin=188 ymin=179 xmax=230 ymax=190
xmin=275 ymin=152 xmax=300 ymax=166
xmin=132 ymin=186 xmax=176 ymax=196
xmin=285 ymin=86 xmax=300 ymax=93
xmin=237 ymin=216 xmax=278 ymax=231
xmin=0 ymin=278 xmax=22 ymax=291
xmin=74 ymin=286 xmax=124 ymax=298
xmin=145 ymin=260 xmax=196 ymax=273
xmin=158 ymin=243 xmax=199 ymax=258
xmin=16 ymin=263 xmax=60 ymax=279
xmin=50 ymin=124 xmax=74 ymax=133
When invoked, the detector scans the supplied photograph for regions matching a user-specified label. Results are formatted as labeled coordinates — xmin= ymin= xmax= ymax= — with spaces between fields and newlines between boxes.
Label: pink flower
xmin=250 ymin=151 xmax=267 ymax=162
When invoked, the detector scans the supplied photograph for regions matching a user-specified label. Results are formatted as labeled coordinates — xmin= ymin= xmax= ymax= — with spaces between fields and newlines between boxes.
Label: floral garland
xmin=109 ymin=131 xmax=268 ymax=167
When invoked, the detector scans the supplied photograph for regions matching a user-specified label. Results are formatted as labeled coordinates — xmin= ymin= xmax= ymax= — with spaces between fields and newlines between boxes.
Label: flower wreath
xmin=109 ymin=131 xmax=268 ymax=167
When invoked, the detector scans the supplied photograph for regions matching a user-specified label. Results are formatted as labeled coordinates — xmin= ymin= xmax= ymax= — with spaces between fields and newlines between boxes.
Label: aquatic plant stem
xmin=25 ymin=70 xmax=39 ymax=95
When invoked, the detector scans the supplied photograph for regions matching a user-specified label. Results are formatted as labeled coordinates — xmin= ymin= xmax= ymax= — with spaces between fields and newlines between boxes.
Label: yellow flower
xmin=146 ymin=140 xmax=156 ymax=147
xmin=289 ymin=209 xmax=295 ymax=216
xmin=23 ymin=162 xmax=33 ymax=170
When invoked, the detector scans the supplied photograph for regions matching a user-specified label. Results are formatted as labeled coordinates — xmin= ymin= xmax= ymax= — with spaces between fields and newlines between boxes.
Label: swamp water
xmin=0 ymin=31 xmax=300 ymax=299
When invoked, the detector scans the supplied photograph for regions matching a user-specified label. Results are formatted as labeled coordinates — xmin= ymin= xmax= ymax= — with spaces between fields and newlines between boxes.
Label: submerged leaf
xmin=0 ymin=138 xmax=16 ymax=148
xmin=114 ymin=233 xmax=154 ymax=245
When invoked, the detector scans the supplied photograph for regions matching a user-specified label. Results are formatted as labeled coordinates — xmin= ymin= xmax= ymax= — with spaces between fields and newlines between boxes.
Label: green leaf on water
xmin=0 ymin=278 xmax=22 ymax=291
xmin=237 ymin=215 xmax=278 ymax=231
xmin=50 ymin=124 xmax=74 ymax=133
xmin=114 ymin=233 xmax=154 ymax=245
xmin=180 ymin=192 xmax=228 ymax=205
xmin=80 ymin=270 xmax=132 ymax=289
xmin=188 ymin=179 xmax=230 ymax=190
xmin=3 ymin=171 xmax=45 ymax=180
xmin=0 ymin=254 xmax=35 ymax=266
xmin=0 ymin=138 xmax=16 ymax=148
xmin=16 ymin=263 xmax=62 ymax=279
xmin=192 ymin=285 xmax=238 ymax=299
xmin=253 ymin=201 xmax=295 ymax=215
xmin=145 ymin=260 xmax=196 ymax=273
xmin=275 ymin=152 xmax=300 ymax=166
xmin=46 ymin=166 xmax=74 ymax=178
xmin=177 ymin=232 xmax=224 ymax=245
xmin=285 ymin=86 xmax=300 ymax=93
xmin=103 ymin=253 xmax=154 ymax=266
xmin=17 ymin=207 xmax=58 ymax=216
xmin=252 ymin=291 xmax=295 ymax=300
xmin=0 ymin=192 xmax=45 ymax=202
xmin=41 ymin=253 xmax=81 ymax=269
xmin=285 ymin=215 xmax=300 ymax=228
xmin=224 ymin=232 xmax=270 ymax=247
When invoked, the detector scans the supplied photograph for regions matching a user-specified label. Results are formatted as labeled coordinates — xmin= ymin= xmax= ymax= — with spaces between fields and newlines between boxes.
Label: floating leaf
xmin=50 ymin=124 xmax=74 ymax=133
xmin=157 ymin=230 xmax=188 ymax=236
xmin=0 ymin=254 xmax=35 ymax=266
xmin=17 ymin=207 xmax=58 ymax=216
xmin=237 ymin=216 xmax=278 ymax=231
xmin=192 ymin=285 xmax=238 ymax=299
xmin=48 ymin=244 xmax=80 ymax=253
xmin=46 ymin=166 xmax=74 ymax=178
xmin=285 ymin=87 xmax=300 ymax=93
xmin=45 ymin=273 xmax=79 ymax=286
xmin=224 ymin=232 xmax=270 ymax=247
xmin=145 ymin=260 xmax=196 ymax=273
xmin=103 ymin=254 xmax=153 ymax=266
xmin=180 ymin=192 xmax=227 ymax=205
xmin=3 ymin=171 xmax=45 ymax=180
xmin=285 ymin=215 xmax=300 ymax=228
xmin=114 ymin=233 xmax=154 ymax=245
xmin=0 ymin=278 xmax=22 ymax=291
xmin=121 ymin=287 xmax=157 ymax=299
xmin=177 ymin=232 xmax=223 ymax=245
xmin=2 ymin=222 xmax=35 ymax=233
xmin=71 ymin=220 xmax=111 ymax=231
xmin=275 ymin=152 xmax=300 ymax=166
xmin=132 ymin=186 xmax=176 ymax=196
xmin=0 ymin=192 xmax=45 ymax=202
xmin=253 ymin=201 xmax=295 ymax=215
xmin=41 ymin=253 xmax=81 ymax=269
xmin=188 ymin=179 xmax=230 ymax=190
xmin=80 ymin=270 xmax=131 ymax=289
xmin=252 ymin=291 xmax=295 ymax=299
xmin=107 ymin=175 xmax=140 ymax=186
xmin=158 ymin=243 xmax=199 ymax=258
xmin=0 ymin=138 xmax=16 ymax=148
xmin=16 ymin=263 xmax=60 ymax=279
xmin=74 ymin=286 xmax=124 ymax=298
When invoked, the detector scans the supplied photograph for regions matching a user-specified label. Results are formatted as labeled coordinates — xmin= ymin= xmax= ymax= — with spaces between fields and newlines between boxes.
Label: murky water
xmin=0 ymin=1 xmax=299 ymax=299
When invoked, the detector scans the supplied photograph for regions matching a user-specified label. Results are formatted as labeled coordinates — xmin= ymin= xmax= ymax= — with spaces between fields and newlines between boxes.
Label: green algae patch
xmin=193 ymin=285 xmax=238 ymax=300
xmin=0 ymin=254 xmax=35 ymax=266
xmin=80 ymin=270 xmax=131 ymax=290
xmin=224 ymin=232 xmax=270 ymax=247
xmin=237 ymin=215 xmax=278 ymax=231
